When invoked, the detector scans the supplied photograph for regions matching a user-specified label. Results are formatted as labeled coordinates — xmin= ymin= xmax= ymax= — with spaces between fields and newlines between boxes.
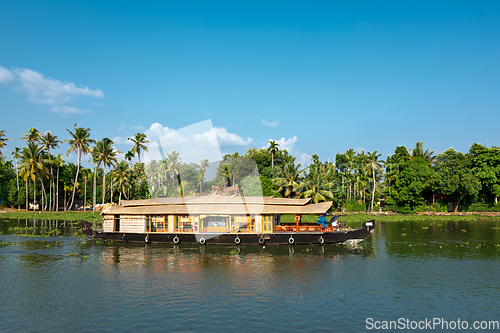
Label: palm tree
xmin=199 ymin=159 xmax=210 ymax=193
xmin=21 ymin=127 xmax=41 ymax=143
xmin=64 ymin=124 xmax=95 ymax=210
xmin=344 ymin=148 xmax=356 ymax=201
xmin=167 ymin=150 xmax=181 ymax=187
xmin=112 ymin=161 xmax=132 ymax=205
xmin=0 ymin=130 xmax=11 ymax=155
xmin=81 ymin=168 xmax=92 ymax=211
xmin=11 ymin=147 xmax=21 ymax=209
xmin=298 ymin=165 xmax=335 ymax=203
xmin=53 ymin=155 xmax=64 ymax=211
xmin=274 ymin=160 xmax=304 ymax=198
xmin=268 ymin=140 xmax=279 ymax=168
xmin=364 ymin=151 xmax=384 ymax=212
xmin=92 ymin=138 xmax=119 ymax=205
xmin=145 ymin=160 xmax=161 ymax=197
xmin=40 ymin=131 xmax=59 ymax=210
xmin=19 ymin=143 xmax=49 ymax=211
xmin=125 ymin=150 xmax=134 ymax=166
xmin=128 ymin=133 xmax=149 ymax=169
xmin=410 ymin=141 xmax=436 ymax=165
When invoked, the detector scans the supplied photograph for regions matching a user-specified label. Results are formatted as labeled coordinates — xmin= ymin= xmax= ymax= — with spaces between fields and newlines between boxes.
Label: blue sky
xmin=1 ymin=0 xmax=499 ymax=166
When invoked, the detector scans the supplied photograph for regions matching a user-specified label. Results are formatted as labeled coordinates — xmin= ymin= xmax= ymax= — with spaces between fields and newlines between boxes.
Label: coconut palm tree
xmin=40 ymin=131 xmax=59 ymax=210
xmin=199 ymin=159 xmax=210 ymax=192
xmin=364 ymin=151 xmax=384 ymax=212
xmin=64 ymin=124 xmax=95 ymax=211
xmin=112 ymin=161 xmax=132 ymax=205
xmin=52 ymin=154 xmax=64 ymax=211
xmin=274 ymin=160 xmax=304 ymax=198
xmin=167 ymin=150 xmax=181 ymax=187
xmin=125 ymin=150 xmax=134 ymax=166
xmin=21 ymin=127 xmax=41 ymax=143
xmin=0 ymin=130 xmax=11 ymax=155
xmin=268 ymin=140 xmax=279 ymax=168
xmin=343 ymin=148 xmax=356 ymax=201
xmin=92 ymin=138 xmax=119 ymax=205
xmin=410 ymin=141 xmax=436 ymax=165
xmin=19 ymin=142 xmax=49 ymax=211
xmin=298 ymin=165 xmax=335 ymax=204
xmin=11 ymin=147 xmax=21 ymax=209
xmin=128 ymin=133 xmax=149 ymax=169
xmin=80 ymin=168 xmax=92 ymax=211
xmin=144 ymin=160 xmax=161 ymax=197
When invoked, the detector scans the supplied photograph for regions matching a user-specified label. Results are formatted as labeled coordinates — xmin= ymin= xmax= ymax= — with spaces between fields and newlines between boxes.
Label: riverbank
xmin=0 ymin=209 xmax=102 ymax=224
xmin=282 ymin=211 xmax=500 ymax=223
xmin=1 ymin=209 xmax=499 ymax=225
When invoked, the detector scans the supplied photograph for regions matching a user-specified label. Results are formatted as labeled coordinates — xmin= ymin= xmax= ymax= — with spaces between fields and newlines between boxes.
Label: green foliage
xmin=394 ymin=157 xmax=435 ymax=207
xmin=260 ymin=176 xmax=282 ymax=197
xmin=244 ymin=147 xmax=292 ymax=172
xmin=384 ymin=196 xmax=396 ymax=205
xmin=395 ymin=205 xmax=412 ymax=214
xmin=470 ymin=143 xmax=500 ymax=203
xmin=435 ymin=148 xmax=481 ymax=211
xmin=240 ymin=176 xmax=282 ymax=197
xmin=343 ymin=201 xmax=366 ymax=212
xmin=0 ymin=158 xmax=15 ymax=205
xmin=466 ymin=202 xmax=500 ymax=212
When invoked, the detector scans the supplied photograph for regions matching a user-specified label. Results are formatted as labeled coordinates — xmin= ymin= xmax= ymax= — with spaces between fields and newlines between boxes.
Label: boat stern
xmin=362 ymin=220 xmax=375 ymax=233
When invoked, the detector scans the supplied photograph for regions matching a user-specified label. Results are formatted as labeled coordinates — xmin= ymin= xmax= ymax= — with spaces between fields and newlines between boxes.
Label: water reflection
xmin=381 ymin=220 xmax=500 ymax=258
xmin=1 ymin=218 xmax=500 ymax=332
xmin=0 ymin=218 xmax=80 ymax=237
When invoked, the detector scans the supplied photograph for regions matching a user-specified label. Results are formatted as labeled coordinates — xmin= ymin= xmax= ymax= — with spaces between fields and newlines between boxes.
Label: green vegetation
xmin=1 ymin=127 xmax=500 ymax=216
xmin=0 ymin=211 xmax=101 ymax=223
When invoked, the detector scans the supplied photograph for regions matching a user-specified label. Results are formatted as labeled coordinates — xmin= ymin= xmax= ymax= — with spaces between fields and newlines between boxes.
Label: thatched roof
xmin=105 ymin=197 xmax=332 ymax=215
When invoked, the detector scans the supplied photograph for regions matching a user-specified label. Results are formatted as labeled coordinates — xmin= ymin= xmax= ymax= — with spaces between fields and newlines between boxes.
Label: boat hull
xmin=81 ymin=220 xmax=375 ymax=245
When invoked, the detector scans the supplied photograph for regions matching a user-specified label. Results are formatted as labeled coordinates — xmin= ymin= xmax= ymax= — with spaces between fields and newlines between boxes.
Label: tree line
xmin=0 ymin=127 xmax=499 ymax=213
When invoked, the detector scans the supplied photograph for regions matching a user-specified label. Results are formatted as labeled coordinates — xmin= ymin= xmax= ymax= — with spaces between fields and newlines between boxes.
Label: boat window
xmin=146 ymin=215 xmax=167 ymax=232
xmin=178 ymin=215 xmax=196 ymax=232
xmin=114 ymin=215 xmax=120 ymax=232
xmin=200 ymin=215 xmax=229 ymax=233
xmin=233 ymin=215 xmax=254 ymax=233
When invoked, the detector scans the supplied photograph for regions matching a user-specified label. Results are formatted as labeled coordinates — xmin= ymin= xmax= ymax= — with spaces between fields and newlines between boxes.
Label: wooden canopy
xmin=104 ymin=197 xmax=332 ymax=216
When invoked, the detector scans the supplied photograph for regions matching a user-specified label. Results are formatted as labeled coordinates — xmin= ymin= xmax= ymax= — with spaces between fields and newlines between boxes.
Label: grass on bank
xmin=281 ymin=213 xmax=500 ymax=224
xmin=0 ymin=210 xmax=102 ymax=224
xmin=1 ymin=210 xmax=499 ymax=226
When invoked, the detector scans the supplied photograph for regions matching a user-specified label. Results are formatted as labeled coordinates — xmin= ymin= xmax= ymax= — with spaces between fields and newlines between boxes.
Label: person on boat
xmin=317 ymin=213 xmax=329 ymax=229
xmin=330 ymin=215 xmax=340 ymax=229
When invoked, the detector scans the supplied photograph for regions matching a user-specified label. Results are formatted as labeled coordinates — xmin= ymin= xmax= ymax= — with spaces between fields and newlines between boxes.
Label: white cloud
xmin=194 ymin=127 xmax=253 ymax=147
xmin=50 ymin=106 xmax=92 ymax=115
xmin=297 ymin=153 xmax=313 ymax=167
xmin=263 ymin=136 xmax=314 ymax=166
xmin=144 ymin=122 xmax=176 ymax=143
xmin=13 ymin=68 xmax=104 ymax=105
xmin=262 ymin=119 xmax=280 ymax=127
xmin=263 ymin=136 xmax=298 ymax=152
xmin=0 ymin=63 xmax=104 ymax=115
xmin=112 ymin=136 xmax=133 ymax=146
xmin=0 ymin=65 xmax=15 ymax=83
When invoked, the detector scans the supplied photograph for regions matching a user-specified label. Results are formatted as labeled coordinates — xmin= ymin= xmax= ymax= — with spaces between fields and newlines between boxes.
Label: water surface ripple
xmin=1 ymin=219 xmax=499 ymax=332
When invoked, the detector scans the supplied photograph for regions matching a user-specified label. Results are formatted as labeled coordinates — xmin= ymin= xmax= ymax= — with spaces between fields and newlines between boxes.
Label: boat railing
xmin=274 ymin=225 xmax=331 ymax=232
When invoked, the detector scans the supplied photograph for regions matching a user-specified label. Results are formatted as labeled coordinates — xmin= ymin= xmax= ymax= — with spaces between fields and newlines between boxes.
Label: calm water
xmin=1 ymin=218 xmax=500 ymax=332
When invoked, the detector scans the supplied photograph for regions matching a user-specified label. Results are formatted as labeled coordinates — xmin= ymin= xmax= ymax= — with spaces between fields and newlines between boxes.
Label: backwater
xmin=1 ymin=218 xmax=499 ymax=332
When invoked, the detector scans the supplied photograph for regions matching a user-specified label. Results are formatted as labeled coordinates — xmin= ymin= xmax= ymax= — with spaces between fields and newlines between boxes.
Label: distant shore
xmin=0 ymin=209 xmax=102 ymax=224
xmin=1 ymin=209 xmax=499 ymax=225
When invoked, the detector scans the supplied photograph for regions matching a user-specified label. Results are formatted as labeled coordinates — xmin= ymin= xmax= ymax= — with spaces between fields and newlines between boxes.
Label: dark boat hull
xmin=81 ymin=220 xmax=375 ymax=245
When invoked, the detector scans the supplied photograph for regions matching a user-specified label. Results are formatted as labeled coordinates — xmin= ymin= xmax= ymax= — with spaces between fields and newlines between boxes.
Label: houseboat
xmin=81 ymin=196 xmax=375 ymax=245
